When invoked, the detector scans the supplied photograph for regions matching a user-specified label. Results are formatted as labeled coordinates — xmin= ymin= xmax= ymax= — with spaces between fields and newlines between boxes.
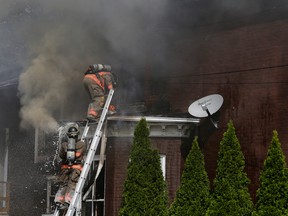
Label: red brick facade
xmin=159 ymin=18 xmax=288 ymax=200
xmin=105 ymin=138 xmax=132 ymax=216
xmin=105 ymin=137 xmax=184 ymax=215
xmin=104 ymin=18 xmax=288 ymax=216
xmin=105 ymin=18 xmax=288 ymax=216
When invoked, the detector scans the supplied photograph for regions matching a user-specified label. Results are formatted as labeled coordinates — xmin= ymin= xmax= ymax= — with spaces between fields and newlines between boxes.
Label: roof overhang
xmin=103 ymin=115 xmax=200 ymax=138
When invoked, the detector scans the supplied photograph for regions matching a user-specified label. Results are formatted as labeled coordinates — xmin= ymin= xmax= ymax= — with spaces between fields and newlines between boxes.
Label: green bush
xmin=119 ymin=118 xmax=168 ymax=216
xmin=169 ymin=137 xmax=210 ymax=216
xmin=253 ymin=130 xmax=288 ymax=216
xmin=206 ymin=121 xmax=253 ymax=216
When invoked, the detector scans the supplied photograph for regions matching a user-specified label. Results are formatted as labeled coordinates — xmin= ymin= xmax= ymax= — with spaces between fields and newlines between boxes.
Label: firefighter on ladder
xmin=54 ymin=124 xmax=86 ymax=210
xmin=83 ymin=63 xmax=117 ymax=122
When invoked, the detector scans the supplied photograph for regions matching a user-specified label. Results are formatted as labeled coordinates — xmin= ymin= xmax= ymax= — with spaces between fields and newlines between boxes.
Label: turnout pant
xmin=54 ymin=168 xmax=81 ymax=204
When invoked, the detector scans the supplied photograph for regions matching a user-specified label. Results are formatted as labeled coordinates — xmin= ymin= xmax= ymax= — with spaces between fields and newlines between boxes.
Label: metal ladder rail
xmin=83 ymin=121 xmax=108 ymax=202
xmin=81 ymin=122 xmax=90 ymax=142
xmin=65 ymin=89 xmax=114 ymax=216
xmin=53 ymin=208 xmax=60 ymax=216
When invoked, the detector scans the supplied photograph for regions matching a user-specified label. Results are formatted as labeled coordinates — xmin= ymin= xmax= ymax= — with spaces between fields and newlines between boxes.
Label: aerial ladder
xmin=53 ymin=89 xmax=114 ymax=216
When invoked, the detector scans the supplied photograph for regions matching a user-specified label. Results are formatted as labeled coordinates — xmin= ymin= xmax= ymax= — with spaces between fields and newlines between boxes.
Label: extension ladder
xmin=53 ymin=89 xmax=114 ymax=216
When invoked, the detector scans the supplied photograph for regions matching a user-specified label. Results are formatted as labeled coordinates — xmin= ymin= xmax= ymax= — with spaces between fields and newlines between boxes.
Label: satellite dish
xmin=188 ymin=94 xmax=223 ymax=128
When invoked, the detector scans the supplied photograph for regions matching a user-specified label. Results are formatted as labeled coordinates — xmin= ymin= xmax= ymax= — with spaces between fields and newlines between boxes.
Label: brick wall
xmin=105 ymin=138 xmax=131 ymax=216
xmin=151 ymin=138 xmax=184 ymax=203
xmin=105 ymin=137 xmax=184 ymax=216
xmin=158 ymin=18 xmax=288 ymax=200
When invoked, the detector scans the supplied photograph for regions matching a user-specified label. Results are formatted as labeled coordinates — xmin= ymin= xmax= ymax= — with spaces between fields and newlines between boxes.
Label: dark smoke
xmin=2 ymin=0 xmax=285 ymax=132
xmin=4 ymin=0 xmax=169 ymax=132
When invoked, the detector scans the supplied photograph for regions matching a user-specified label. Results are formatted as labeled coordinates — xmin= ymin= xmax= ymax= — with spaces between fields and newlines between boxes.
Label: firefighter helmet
xmin=67 ymin=126 xmax=79 ymax=138
xmin=85 ymin=65 xmax=96 ymax=74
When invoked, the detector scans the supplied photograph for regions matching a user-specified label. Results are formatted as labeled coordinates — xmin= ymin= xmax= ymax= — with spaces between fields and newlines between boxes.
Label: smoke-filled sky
xmin=1 ymin=0 xmax=171 ymax=132
xmin=1 ymin=0 xmax=287 ymax=132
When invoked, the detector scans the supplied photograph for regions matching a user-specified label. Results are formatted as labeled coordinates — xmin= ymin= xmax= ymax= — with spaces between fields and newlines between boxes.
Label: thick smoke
xmin=3 ymin=0 xmax=278 ymax=132
xmin=8 ymin=0 xmax=169 ymax=132
xmin=18 ymin=29 xmax=82 ymax=132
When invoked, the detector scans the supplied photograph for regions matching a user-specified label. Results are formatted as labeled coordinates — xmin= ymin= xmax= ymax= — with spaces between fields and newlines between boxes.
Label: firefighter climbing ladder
xmin=54 ymin=89 xmax=114 ymax=216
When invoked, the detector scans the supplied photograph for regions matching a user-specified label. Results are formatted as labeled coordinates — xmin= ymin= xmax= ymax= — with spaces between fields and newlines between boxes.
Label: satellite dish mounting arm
xmin=201 ymin=104 xmax=218 ymax=128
